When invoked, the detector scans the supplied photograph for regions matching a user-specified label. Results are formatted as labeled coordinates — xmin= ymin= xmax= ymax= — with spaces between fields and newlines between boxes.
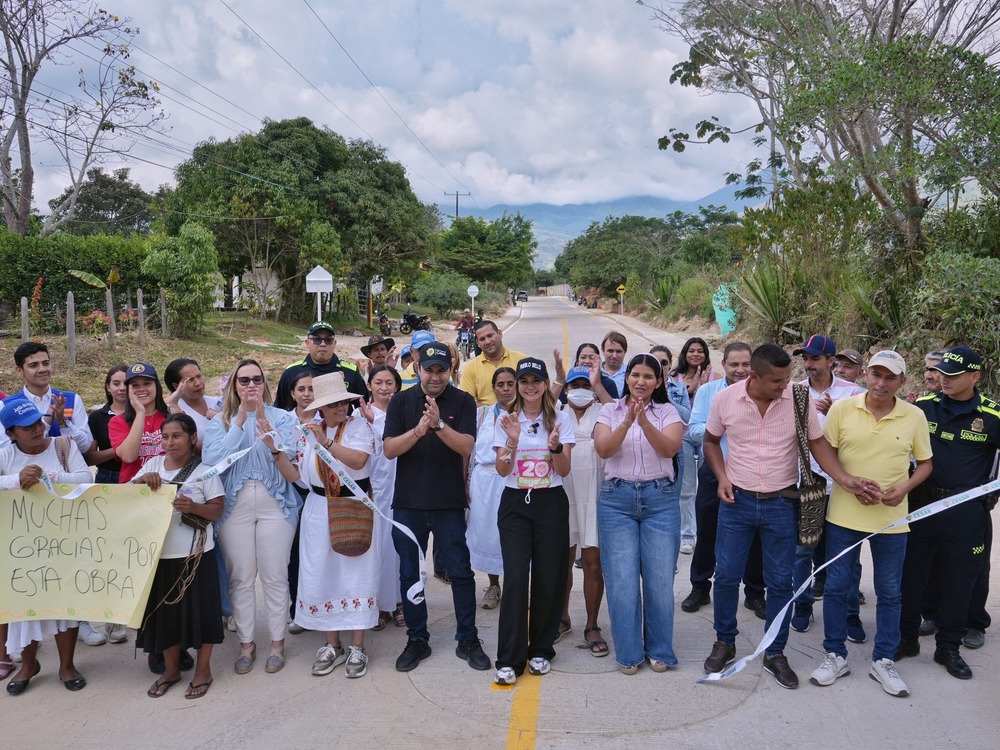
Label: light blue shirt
xmin=203 ymin=406 xmax=305 ymax=528
xmin=689 ymin=377 xmax=733 ymax=458
xmin=666 ymin=380 xmax=691 ymax=423
xmin=601 ymin=366 xmax=626 ymax=397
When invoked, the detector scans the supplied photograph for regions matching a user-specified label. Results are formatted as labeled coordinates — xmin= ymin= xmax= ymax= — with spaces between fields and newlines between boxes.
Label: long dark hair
xmin=622 ymin=353 xmax=668 ymax=404
xmin=575 ymin=342 xmax=599 ymax=364
xmin=123 ymin=372 xmax=169 ymax=424
xmin=103 ymin=364 xmax=128 ymax=406
xmin=674 ymin=337 xmax=711 ymax=376
xmin=164 ymin=358 xmax=200 ymax=393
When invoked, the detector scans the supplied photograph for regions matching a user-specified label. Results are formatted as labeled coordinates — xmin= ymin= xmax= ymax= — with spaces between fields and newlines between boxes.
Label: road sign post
xmin=467 ymin=284 xmax=479 ymax=318
xmin=616 ymin=284 xmax=626 ymax=315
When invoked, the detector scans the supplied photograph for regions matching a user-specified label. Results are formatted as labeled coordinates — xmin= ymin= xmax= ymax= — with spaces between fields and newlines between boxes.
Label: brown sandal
xmin=371 ymin=611 xmax=391 ymax=631
xmin=392 ymin=605 xmax=406 ymax=628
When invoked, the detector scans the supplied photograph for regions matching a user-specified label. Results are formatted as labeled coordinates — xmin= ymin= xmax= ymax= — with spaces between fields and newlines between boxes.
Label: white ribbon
xmin=698 ymin=478 xmax=1000 ymax=684
xmin=312 ymin=441 xmax=426 ymax=605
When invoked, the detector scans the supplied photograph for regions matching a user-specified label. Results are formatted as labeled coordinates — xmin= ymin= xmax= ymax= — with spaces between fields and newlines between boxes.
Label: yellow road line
xmin=504 ymin=673 xmax=542 ymax=749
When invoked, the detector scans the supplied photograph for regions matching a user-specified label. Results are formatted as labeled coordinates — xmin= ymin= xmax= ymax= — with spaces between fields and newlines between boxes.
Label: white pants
xmin=219 ymin=480 xmax=296 ymax=643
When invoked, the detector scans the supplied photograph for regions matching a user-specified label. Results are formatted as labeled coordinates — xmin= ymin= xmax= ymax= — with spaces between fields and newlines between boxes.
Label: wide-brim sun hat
xmin=305 ymin=372 xmax=360 ymax=412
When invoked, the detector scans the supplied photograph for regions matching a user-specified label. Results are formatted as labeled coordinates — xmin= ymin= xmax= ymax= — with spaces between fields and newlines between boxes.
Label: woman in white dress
xmin=295 ymin=372 xmax=378 ymax=679
xmin=466 ymin=367 xmax=516 ymax=609
xmin=558 ymin=364 xmax=608 ymax=656
xmin=1 ymin=400 xmax=92 ymax=695
xmin=366 ymin=365 xmax=403 ymax=630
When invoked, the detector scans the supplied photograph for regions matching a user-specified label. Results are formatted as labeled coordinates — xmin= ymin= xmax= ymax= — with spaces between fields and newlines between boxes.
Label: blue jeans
xmin=598 ymin=477 xmax=680 ymax=668
xmin=678 ymin=437 xmax=698 ymax=541
xmin=793 ymin=538 xmax=861 ymax=615
xmin=392 ymin=508 xmax=478 ymax=643
xmin=714 ymin=489 xmax=797 ymax=655
xmin=823 ymin=522 xmax=907 ymax=661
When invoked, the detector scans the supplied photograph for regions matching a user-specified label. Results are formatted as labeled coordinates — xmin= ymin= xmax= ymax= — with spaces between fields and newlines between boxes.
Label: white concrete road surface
xmin=7 ymin=295 xmax=996 ymax=749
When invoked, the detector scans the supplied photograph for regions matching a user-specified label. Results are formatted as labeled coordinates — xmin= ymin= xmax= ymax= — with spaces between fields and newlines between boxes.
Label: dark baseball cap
xmin=793 ymin=334 xmax=836 ymax=357
xmin=126 ymin=362 xmax=159 ymax=382
xmin=307 ymin=321 xmax=335 ymax=336
xmin=417 ymin=342 xmax=452 ymax=370
xmin=835 ymin=348 xmax=863 ymax=366
xmin=932 ymin=346 xmax=983 ymax=375
xmin=515 ymin=357 xmax=549 ymax=381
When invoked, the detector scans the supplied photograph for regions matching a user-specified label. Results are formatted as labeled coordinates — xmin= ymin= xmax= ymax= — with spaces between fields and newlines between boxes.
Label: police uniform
xmin=899 ymin=369 xmax=999 ymax=663
xmin=274 ymin=354 xmax=367 ymax=411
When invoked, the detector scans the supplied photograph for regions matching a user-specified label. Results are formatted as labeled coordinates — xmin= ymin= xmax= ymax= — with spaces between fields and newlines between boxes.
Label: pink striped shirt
xmin=705 ymin=379 xmax=822 ymax=492
xmin=596 ymin=399 xmax=683 ymax=481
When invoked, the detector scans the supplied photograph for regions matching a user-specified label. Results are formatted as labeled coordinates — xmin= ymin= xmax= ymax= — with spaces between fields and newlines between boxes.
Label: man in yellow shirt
xmin=809 ymin=350 xmax=932 ymax=698
xmin=400 ymin=330 xmax=435 ymax=390
xmin=460 ymin=321 xmax=526 ymax=406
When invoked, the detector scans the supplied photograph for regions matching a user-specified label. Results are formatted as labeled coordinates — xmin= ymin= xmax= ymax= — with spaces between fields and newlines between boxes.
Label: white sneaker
xmin=680 ymin=540 xmax=695 ymax=555
xmin=481 ymin=584 xmax=501 ymax=610
xmin=288 ymin=618 xmax=305 ymax=635
xmin=527 ymin=657 xmax=550 ymax=675
xmin=225 ymin=616 xmax=236 ymax=632
xmin=870 ymin=658 xmax=909 ymax=697
xmin=809 ymin=652 xmax=850 ymax=686
xmin=495 ymin=667 xmax=517 ymax=685
xmin=106 ymin=623 xmax=128 ymax=644
xmin=311 ymin=644 xmax=346 ymax=676
xmin=345 ymin=645 xmax=368 ymax=678
xmin=79 ymin=621 xmax=107 ymax=646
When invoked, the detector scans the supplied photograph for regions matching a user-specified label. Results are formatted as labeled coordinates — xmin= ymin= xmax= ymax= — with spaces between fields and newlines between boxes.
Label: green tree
xmin=141 ymin=222 xmax=222 ymax=337
xmin=47 ymin=168 xmax=154 ymax=235
xmin=413 ymin=269 xmax=473 ymax=317
xmin=436 ymin=211 xmax=536 ymax=287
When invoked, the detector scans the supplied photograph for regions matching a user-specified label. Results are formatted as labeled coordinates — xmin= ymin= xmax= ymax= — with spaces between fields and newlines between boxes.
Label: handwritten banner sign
xmin=0 ymin=484 xmax=174 ymax=629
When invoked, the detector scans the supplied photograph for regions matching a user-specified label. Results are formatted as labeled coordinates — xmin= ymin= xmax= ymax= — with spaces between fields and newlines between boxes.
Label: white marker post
xmin=306 ymin=265 xmax=334 ymax=321
xmin=467 ymin=284 xmax=479 ymax=318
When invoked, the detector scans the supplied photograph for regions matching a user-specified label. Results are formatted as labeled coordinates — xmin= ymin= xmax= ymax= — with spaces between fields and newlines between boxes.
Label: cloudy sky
xmin=29 ymin=0 xmax=758 ymax=212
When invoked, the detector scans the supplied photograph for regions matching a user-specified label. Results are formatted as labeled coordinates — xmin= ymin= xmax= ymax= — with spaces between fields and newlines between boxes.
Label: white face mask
xmin=566 ymin=389 xmax=596 ymax=407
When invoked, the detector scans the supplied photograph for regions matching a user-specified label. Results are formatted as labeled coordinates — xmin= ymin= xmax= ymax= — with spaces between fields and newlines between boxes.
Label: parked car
xmin=516 ymin=290 xmax=528 ymax=302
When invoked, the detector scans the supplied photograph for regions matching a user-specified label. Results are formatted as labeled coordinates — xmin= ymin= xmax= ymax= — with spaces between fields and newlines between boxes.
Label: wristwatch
xmin=550 ymin=442 xmax=564 ymax=454
xmin=431 ymin=419 xmax=445 ymax=432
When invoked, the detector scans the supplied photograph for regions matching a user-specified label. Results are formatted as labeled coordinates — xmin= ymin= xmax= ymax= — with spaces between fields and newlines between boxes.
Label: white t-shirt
xmin=139 ymin=456 xmax=223 ymax=559
xmin=494 ymin=409 xmax=576 ymax=490
xmin=300 ymin=414 xmax=375 ymax=486
xmin=0 ymin=438 xmax=91 ymax=490
xmin=180 ymin=396 xmax=223 ymax=442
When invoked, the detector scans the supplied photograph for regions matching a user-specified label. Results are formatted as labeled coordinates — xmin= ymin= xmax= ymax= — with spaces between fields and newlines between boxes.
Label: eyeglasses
xmin=310 ymin=336 xmax=335 ymax=346
xmin=236 ymin=376 xmax=265 ymax=386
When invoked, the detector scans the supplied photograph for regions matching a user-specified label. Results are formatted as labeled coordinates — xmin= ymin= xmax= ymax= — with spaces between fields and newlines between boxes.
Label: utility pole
xmin=445 ymin=191 xmax=471 ymax=219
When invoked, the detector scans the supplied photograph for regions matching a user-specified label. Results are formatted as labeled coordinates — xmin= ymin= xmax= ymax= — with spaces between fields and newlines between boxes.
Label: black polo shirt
xmin=915 ymin=389 xmax=1000 ymax=490
xmin=274 ymin=353 xmax=368 ymax=410
xmin=383 ymin=381 xmax=476 ymax=510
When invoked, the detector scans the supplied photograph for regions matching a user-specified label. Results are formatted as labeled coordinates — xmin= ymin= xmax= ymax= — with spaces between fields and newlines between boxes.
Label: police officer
xmin=274 ymin=321 xmax=367 ymax=410
xmin=897 ymin=346 xmax=1000 ymax=679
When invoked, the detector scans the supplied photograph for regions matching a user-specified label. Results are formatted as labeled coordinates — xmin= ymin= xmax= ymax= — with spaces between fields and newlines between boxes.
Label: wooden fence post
xmin=137 ymin=288 xmax=146 ymax=345
xmin=160 ymin=288 xmax=169 ymax=337
xmin=66 ymin=292 xmax=76 ymax=366
xmin=20 ymin=297 xmax=29 ymax=342
xmin=106 ymin=289 xmax=116 ymax=351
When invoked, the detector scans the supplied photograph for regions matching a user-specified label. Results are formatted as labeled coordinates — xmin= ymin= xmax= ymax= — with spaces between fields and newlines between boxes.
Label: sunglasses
xmin=658 ymin=359 xmax=670 ymax=369
xmin=236 ymin=375 xmax=265 ymax=386
xmin=310 ymin=336 xmax=335 ymax=346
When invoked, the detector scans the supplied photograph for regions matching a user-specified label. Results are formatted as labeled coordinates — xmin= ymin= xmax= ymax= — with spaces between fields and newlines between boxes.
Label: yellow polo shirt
xmin=400 ymin=364 xmax=418 ymax=390
xmin=824 ymin=394 xmax=932 ymax=533
xmin=459 ymin=348 xmax=527 ymax=405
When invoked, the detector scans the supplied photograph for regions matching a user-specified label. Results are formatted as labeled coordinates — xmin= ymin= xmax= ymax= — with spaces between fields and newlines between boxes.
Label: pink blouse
xmin=596 ymin=399 xmax=682 ymax=481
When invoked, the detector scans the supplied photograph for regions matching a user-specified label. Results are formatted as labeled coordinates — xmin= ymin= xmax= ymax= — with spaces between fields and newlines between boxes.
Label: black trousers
xmin=689 ymin=461 xmax=765 ymax=600
xmin=923 ymin=517 xmax=993 ymax=631
xmin=496 ymin=486 xmax=569 ymax=674
xmin=900 ymin=500 xmax=988 ymax=650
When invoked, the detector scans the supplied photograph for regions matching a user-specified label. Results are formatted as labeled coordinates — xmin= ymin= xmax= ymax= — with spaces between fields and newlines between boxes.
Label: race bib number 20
xmin=516 ymin=455 xmax=553 ymax=489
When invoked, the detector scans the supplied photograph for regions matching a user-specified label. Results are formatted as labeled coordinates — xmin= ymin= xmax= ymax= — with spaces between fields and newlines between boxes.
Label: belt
xmin=732 ymin=484 xmax=799 ymax=500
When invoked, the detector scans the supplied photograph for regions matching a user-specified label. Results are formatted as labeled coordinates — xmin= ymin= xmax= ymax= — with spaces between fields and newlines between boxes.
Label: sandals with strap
xmin=582 ymin=626 xmax=609 ymax=657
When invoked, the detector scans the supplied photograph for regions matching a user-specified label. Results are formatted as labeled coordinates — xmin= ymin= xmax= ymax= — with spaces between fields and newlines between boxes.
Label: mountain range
xmin=438 ymin=183 xmax=758 ymax=269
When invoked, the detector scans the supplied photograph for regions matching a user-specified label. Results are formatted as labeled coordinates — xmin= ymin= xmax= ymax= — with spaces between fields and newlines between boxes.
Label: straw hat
xmin=305 ymin=372 xmax=360 ymax=412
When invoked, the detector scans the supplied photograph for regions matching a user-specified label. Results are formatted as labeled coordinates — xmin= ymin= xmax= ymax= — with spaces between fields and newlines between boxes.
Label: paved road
xmin=7 ymin=296 xmax=996 ymax=749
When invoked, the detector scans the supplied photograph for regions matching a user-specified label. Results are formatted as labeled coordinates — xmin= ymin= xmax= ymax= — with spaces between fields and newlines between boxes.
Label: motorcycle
xmin=399 ymin=309 xmax=432 ymax=335
xmin=375 ymin=309 xmax=392 ymax=336
xmin=457 ymin=328 xmax=474 ymax=360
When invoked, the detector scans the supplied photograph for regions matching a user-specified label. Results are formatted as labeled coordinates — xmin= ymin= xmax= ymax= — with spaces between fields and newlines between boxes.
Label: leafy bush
xmin=664 ymin=277 xmax=716 ymax=322
xmin=412 ymin=269 xmax=474 ymax=317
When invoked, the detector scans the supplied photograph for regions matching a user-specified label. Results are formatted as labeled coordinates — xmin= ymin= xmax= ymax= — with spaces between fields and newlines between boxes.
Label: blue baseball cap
xmin=411 ymin=329 xmax=434 ymax=349
xmin=126 ymin=362 xmax=159 ymax=382
xmin=793 ymin=334 xmax=836 ymax=357
xmin=565 ymin=366 xmax=592 ymax=385
xmin=1 ymin=399 xmax=45 ymax=430
xmin=400 ymin=345 xmax=412 ymax=359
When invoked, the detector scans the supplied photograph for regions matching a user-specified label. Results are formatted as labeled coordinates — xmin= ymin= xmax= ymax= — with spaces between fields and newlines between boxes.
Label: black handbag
xmin=792 ymin=384 xmax=827 ymax=548
xmin=170 ymin=457 xmax=209 ymax=531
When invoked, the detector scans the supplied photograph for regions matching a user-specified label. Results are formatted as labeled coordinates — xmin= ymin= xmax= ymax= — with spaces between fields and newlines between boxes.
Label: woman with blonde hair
xmin=203 ymin=359 xmax=304 ymax=675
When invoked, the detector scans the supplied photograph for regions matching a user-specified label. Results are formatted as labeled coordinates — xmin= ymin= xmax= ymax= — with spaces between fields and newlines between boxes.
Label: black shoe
xmin=456 ymin=637 xmax=490 ymax=671
xmin=179 ymin=649 xmax=194 ymax=671
xmin=148 ymin=652 xmax=165 ymax=675
xmin=704 ymin=641 xmax=736 ymax=673
xmin=933 ymin=648 xmax=972 ymax=680
xmin=895 ymin=638 xmax=920 ymax=660
xmin=6 ymin=661 xmax=40 ymax=696
xmin=434 ymin=570 xmax=451 ymax=585
xmin=395 ymin=638 xmax=432 ymax=672
xmin=681 ymin=590 xmax=711 ymax=613
xmin=762 ymin=652 xmax=799 ymax=689
xmin=810 ymin=577 xmax=825 ymax=600
xmin=745 ymin=597 xmax=767 ymax=620
xmin=918 ymin=618 xmax=937 ymax=636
